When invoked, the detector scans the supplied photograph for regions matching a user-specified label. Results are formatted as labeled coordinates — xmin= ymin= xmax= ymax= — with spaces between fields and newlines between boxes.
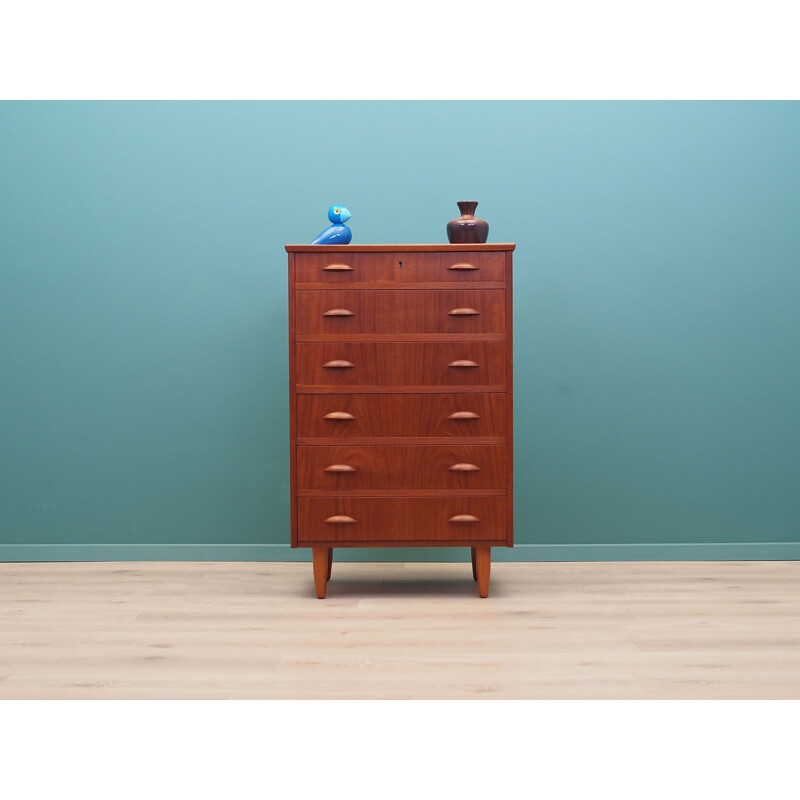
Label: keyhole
xmin=398 ymin=260 xmax=403 ymax=269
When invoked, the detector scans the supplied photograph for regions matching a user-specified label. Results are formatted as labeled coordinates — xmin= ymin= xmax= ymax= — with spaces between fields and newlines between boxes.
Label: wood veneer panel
xmin=296 ymin=392 xmax=506 ymax=442
xmin=292 ymin=250 xmax=505 ymax=283
xmin=288 ymin=252 xmax=298 ymax=548
xmin=296 ymin=341 xmax=506 ymax=390
xmin=296 ymin=289 xmax=504 ymax=335
xmin=505 ymin=250 xmax=514 ymax=546
xmin=297 ymin=445 xmax=507 ymax=491
xmin=297 ymin=437 xmax=505 ymax=446
xmin=286 ymin=243 xmax=516 ymax=252
xmin=295 ymin=333 xmax=506 ymax=343
xmin=296 ymin=281 xmax=506 ymax=290
xmin=298 ymin=489 xmax=506 ymax=498
xmin=297 ymin=496 xmax=507 ymax=544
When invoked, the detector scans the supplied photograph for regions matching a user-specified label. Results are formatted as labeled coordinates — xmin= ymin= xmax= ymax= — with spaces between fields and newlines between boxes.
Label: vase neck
xmin=457 ymin=201 xmax=478 ymax=218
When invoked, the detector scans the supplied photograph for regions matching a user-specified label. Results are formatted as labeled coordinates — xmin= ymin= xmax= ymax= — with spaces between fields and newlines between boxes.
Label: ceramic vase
xmin=446 ymin=201 xmax=489 ymax=244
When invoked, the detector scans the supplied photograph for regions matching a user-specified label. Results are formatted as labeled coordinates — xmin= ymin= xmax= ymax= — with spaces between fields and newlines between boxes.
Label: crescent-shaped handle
xmin=448 ymin=514 xmax=480 ymax=523
xmin=323 ymin=411 xmax=356 ymax=420
xmin=323 ymin=308 xmax=355 ymax=317
xmin=324 ymin=515 xmax=356 ymax=524
xmin=447 ymin=263 xmax=479 ymax=271
xmin=447 ymin=360 xmax=478 ymax=368
xmin=323 ymin=360 xmax=355 ymax=368
xmin=447 ymin=411 xmax=480 ymax=420
xmin=448 ymin=308 xmax=480 ymax=316
xmin=323 ymin=263 xmax=354 ymax=271
xmin=448 ymin=463 xmax=480 ymax=472
xmin=323 ymin=464 xmax=357 ymax=473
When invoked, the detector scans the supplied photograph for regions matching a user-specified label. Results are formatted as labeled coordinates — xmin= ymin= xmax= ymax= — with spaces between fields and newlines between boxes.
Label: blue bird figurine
xmin=310 ymin=205 xmax=352 ymax=245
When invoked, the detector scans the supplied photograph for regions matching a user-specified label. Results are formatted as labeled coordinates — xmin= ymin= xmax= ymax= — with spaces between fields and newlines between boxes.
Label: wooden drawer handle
xmin=449 ymin=463 xmax=480 ymax=472
xmin=323 ymin=360 xmax=355 ymax=369
xmin=448 ymin=411 xmax=480 ymax=420
xmin=448 ymin=307 xmax=480 ymax=316
xmin=323 ymin=411 xmax=356 ymax=420
xmin=324 ymin=464 xmax=357 ymax=473
xmin=447 ymin=263 xmax=479 ymax=271
xmin=448 ymin=514 xmax=480 ymax=523
xmin=448 ymin=360 xmax=478 ymax=368
xmin=324 ymin=515 xmax=356 ymax=524
xmin=323 ymin=264 xmax=353 ymax=271
xmin=323 ymin=308 xmax=355 ymax=317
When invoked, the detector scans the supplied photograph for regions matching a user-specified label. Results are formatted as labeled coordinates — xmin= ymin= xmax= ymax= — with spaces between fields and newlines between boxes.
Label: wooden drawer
xmin=294 ymin=251 xmax=505 ymax=285
xmin=296 ymin=341 xmax=506 ymax=391
xmin=297 ymin=445 xmax=507 ymax=492
xmin=296 ymin=393 xmax=507 ymax=442
xmin=297 ymin=496 xmax=507 ymax=544
xmin=296 ymin=289 xmax=504 ymax=336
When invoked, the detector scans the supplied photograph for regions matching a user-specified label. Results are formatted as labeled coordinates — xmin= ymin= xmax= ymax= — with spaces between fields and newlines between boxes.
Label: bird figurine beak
xmin=339 ymin=207 xmax=351 ymax=223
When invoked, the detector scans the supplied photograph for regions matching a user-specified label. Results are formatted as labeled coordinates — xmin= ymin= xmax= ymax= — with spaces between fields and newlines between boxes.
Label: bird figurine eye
xmin=334 ymin=208 xmax=340 ymax=214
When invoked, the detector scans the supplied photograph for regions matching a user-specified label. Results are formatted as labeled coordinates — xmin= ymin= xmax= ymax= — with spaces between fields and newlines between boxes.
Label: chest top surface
xmin=286 ymin=244 xmax=516 ymax=252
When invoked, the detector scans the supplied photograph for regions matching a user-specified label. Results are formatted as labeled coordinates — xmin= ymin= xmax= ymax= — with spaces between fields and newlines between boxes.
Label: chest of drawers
xmin=286 ymin=243 xmax=514 ymax=597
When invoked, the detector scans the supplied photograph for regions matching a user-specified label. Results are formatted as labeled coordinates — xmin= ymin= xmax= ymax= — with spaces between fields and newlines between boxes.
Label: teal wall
xmin=1 ymin=101 xmax=799 ymax=561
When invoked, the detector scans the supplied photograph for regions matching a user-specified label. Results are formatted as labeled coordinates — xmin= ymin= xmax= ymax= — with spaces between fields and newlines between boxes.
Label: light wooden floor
xmin=1 ymin=560 xmax=798 ymax=699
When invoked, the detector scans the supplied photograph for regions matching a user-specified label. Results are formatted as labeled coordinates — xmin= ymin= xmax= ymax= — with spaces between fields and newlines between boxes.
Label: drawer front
xmin=294 ymin=251 xmax=505 ymax=284
xmin=297 ymin=445 xmax=507 ymax=491
xmin=296 ymin=393 xmax=507 ymax=440
xmin=296 ymin=289 xmax=504 ymax=335
xmin=296 ymin=341 xmax=506 ymax=390
xmin=297 ymin=496 xmax=507 ymax=544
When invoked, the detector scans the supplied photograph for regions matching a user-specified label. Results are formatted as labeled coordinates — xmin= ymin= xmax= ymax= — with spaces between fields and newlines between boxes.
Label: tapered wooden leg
xmin=471 ymin=547 xmax=478 ymax=581
xmin=327 ymin=548 xmax=333 ymax=581
xmin=312 ymin=547 xmax=328 ymax=599
xmin=474 ymin=546 xmax=491 ymax=598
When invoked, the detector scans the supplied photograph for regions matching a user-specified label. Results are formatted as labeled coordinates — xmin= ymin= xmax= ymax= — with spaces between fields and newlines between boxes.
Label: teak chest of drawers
xmin=286 ymin=243 xmax=515 ymax=597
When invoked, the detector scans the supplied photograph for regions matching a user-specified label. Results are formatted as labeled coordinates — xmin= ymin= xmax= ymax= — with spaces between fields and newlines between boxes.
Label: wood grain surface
xmin=295 ymin=341 xmax=506 ymax=391
xmin=297 ymin=496 xmax=507 ymax=544
xmin=296 ymin=289 xmax=505 ymax=335
xmin=297 ymin=444 xmax=507 ymax=492
xmin=292 ymin=249 xmax=507 ymax=284
xmin=286 ymin=243 xmax=516 ymax=252
xmin=2 ymin=560 xmax=798 ymax=699
xmin=296 ymin=393 xmax=507 ymax=442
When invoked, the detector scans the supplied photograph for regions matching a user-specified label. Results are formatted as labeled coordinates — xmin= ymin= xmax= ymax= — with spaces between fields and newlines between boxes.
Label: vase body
xmin=446 ymin=201 xmax=489 ymax=244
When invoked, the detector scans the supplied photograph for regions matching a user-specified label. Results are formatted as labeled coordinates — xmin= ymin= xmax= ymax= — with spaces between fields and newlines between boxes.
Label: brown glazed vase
xmin=446 ymin=201 xmax=489 ymax=244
